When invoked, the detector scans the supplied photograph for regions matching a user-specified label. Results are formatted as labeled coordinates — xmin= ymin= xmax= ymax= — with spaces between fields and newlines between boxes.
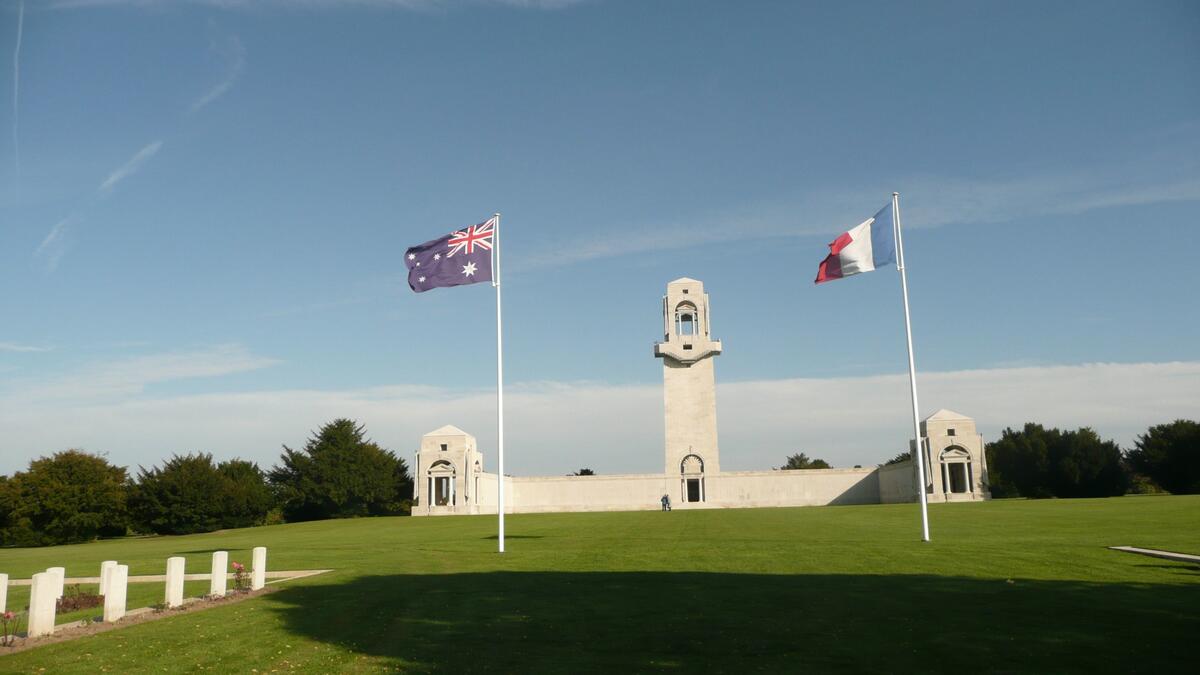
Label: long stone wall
xmin=433 ymin=464 xmax=919 ymax=515
xmin=472 ymin=472 xmax=504 ymax=512
xmin=877 ymin=460 xmax=916 ymax=503
xmin=708 ymin=468 xmax=882 ymax=508
xmin=510 ymin=473 xmax=672 ymax=513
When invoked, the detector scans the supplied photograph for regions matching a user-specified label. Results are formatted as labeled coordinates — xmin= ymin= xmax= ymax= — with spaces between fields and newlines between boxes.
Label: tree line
xmin=784 ymin=419 xmax=1197 ymax=500
xmin=985 ymin=419 xmax=1198 ymax=498
xmin=2 ymin=417 xmax=1195 ymax=547
xmin=0 ymin=419 xmax=413 ymax=547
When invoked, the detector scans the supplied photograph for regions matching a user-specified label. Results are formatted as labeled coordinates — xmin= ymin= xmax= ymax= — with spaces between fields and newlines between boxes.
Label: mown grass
xmin=1 ymin=496 xmax=1197 ymax=673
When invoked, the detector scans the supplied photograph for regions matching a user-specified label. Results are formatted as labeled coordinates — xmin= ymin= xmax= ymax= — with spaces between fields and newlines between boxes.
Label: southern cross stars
xmin=405 ymin=218 xmax=495 ymax=293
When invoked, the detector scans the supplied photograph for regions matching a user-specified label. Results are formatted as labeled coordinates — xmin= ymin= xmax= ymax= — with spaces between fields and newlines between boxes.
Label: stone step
xmin=1108 ymin=546 xmax=1200 ymax=564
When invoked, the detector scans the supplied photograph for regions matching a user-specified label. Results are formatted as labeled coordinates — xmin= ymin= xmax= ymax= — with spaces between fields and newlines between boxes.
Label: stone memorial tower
xmin=654 ymin=278 xmax=722 ymax=503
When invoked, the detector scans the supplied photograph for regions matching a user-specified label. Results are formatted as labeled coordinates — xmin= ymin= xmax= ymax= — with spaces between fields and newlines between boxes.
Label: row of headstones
xmin=0 ymin=546 xmax=267 ymax=639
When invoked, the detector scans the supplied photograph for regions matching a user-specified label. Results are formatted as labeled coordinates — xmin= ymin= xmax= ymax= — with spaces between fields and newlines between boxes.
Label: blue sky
xmin=2 ymin=0 xmax=1199 ymax=476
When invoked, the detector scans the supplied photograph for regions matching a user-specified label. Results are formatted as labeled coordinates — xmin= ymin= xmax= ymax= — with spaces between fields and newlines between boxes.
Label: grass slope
xmin=0 ymin=496 xmax=1197 ymax=673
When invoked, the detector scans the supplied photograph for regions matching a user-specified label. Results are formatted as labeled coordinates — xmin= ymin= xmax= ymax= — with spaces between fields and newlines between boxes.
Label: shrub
xmin=231 ymin=561 xmax=249 ymax=592
xmin=130 ymin=453 xmax=227 ymax=535
xmin=269 ymin=419 xmax=413 ymax=522
xmin=57 ymin=584 xmax=103 ymax=613
xmin=1 ymin=610 xmax=23 ymax=646
xmin=130 ymin=453 xmax=273 ymax=535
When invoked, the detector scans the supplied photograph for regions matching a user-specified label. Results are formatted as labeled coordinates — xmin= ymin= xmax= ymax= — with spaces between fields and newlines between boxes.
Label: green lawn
xmin=1 ymin=496 xmax=1198 ymax=673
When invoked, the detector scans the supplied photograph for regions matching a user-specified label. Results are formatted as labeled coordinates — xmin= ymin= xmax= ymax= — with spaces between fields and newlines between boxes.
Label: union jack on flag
xmin=405 ymin=216 xmax=496 ymax=293
xmin=446 ymin=217 xmax=496 ymax=257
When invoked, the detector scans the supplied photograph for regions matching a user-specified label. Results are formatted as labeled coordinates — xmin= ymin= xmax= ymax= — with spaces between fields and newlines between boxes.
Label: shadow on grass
xmin=265 ymin=569 xmax=1200 ymax=673
xmin=1134 ymin=562 xmax=1200 ymax=574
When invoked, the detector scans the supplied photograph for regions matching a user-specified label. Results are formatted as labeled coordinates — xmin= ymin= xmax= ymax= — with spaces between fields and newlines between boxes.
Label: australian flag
xmin=405 ymin=217 xmax=495 ymax=293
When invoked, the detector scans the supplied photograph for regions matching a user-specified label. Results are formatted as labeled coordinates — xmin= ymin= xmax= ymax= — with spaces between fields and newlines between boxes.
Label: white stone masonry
xmin=164 ymin=557 xmax=185 ymax=608
xmin=251 ymin=547 xmax=266 ymax=591
xmin=99 ymin=560 xmax=117 ymax=596
xmin=210 ymin=551 xmax=228 ymax=596
xmin=102 ymin=565 xmax=129 ymax=623
xmin=26 ymin=572 xmax=56 ymax=637
xmin=46 ymin=566 xmax=65 ymax=599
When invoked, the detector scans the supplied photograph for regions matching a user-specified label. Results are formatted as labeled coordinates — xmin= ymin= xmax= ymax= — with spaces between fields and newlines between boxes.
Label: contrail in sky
xmin=98 ymin=140 xmax=163 ymax=194
xmin=12 ymin=0 xmax=24 ymax=178
xmin=190 ymin=33 xmax=244 ymax=113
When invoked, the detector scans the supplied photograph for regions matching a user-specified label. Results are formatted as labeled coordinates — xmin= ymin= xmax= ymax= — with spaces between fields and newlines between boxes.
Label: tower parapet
xmin=654 ymin=277 xmax=722 ymax=363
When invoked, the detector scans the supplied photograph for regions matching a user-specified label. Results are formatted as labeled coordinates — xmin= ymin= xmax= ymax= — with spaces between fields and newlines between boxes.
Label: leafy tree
xmin=883 ymin=451 xmax=911 ymax=466
xmin=1126 ymin=420 xmax=1200 ymax=494
xmin=269 ymin=419 xmax=413 ymax=522
xmin=1125 ymin=469 xmax=1166 ymax=495
xmin=130 ymin=453 xmax=273 ymax=535
xmin=572 ymin=469 xmax=596 ymax=476
xmin=986 ymin=425 xmax=1051 ymax=498
xmin=781 ymin=453 xmax=831 ymax=470
xmin=217 ymin=459 xmax=275 ymax=529
xmin=131 ymin=453 xmax=229 ymax=535
xmin=986 ymin=423 xmax=1127 ymax=498
xmin=0 ymin=475 xmax=11 ymax=537
xmin=0 ymin=450 xmax=129 ymax=547
xmin=1049 ymin=427 xmax=1128 ymax=498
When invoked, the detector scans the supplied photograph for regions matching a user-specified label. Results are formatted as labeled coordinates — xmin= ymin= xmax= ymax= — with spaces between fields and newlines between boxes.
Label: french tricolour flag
xmin=814 ymin=202 xmax=897 ymax=284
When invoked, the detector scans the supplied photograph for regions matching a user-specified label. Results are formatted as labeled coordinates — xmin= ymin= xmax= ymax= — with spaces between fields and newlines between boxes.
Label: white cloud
xmin=3 ymin=343 xmax=279 ymax=404
xmin=2 ymin=359 xmax=1196 ymax=478
xmin=0 ymin=342 xmax=52 ymax=353
xmin=98 ymin=140 xmax=163 ymax=194
xmin=716 ymin=361 xmax=1200 ymax=470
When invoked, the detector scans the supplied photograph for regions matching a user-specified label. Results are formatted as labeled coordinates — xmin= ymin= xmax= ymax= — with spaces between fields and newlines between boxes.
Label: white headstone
xmin=251 ymin=547 xmax=266 ymax=591
xmin=99 ymin=560 xmax=118 ymax=596
xmin=0 ymin=573 xmax=8 ymax=613
xmin=46 ymin=566 xmax=65 ymax=599
xmin=164 ymin=557 xmax=185 ymax=608
xmin=210 ymin=551 xmax=228 ymax=597
xmin=102 ymin=565 xmax=128 ymax=623
xmin=27 ymin=572 xmax=57 ymax=637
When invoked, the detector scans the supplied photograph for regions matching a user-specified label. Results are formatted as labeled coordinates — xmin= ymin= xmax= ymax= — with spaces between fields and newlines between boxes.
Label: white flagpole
xmin=492 ymin=212 xmax=506 ymax=553
xmin=893 ymin=192 xmax=931 ymax=542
